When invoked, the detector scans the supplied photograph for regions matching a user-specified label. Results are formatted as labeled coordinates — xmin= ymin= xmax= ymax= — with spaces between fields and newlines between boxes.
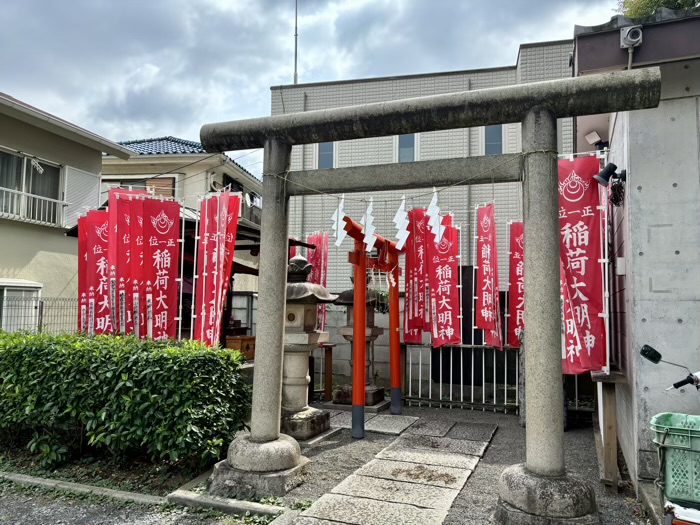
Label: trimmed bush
xmin=0 ymin=332 xmax=251 ymax=465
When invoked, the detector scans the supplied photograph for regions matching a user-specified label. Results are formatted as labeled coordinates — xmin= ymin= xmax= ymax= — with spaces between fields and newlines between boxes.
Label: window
xmin=318 ymin=142 xmax=334 ymax=169
xmin=0 ymin=148 xmax=64 ymax=226
xmin=0 ymin=283 xmax=42 ymax=333
xmin=398 ymin=134 xmax=416 ymax=163
xmin=485 ymin=125 xmax=503 ymax=156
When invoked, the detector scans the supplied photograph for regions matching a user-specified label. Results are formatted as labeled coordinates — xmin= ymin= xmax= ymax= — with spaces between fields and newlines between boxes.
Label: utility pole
xmin=293 ymin=0 xmax=298 ymax=85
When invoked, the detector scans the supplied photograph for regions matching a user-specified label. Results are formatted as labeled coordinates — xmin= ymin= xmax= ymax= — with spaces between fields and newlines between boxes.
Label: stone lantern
xmin=332 ymin=274 xmax=386 ymax=407
xmin=281 ymin=254 xmax=338 ymax=441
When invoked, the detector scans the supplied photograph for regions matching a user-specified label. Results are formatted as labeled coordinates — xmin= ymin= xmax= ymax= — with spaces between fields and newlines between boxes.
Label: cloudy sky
xmin=2 ymin=0 xmax=616 ymax=174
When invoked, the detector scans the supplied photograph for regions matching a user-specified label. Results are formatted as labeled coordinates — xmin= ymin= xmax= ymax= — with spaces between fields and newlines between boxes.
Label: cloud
xmin=1 ymin=0 xmax=617 ymax=177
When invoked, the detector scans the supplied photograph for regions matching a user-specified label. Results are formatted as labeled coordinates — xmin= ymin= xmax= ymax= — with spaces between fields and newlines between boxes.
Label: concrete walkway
xmin=292 ymin=415 xmax=496 ymax=525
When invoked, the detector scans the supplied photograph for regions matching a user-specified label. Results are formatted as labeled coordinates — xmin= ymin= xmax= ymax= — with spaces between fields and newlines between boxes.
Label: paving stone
xmin=332 ymin=474 xmax=459 ymax=510
xmin=301 ymin=493 xmax=447 ymax=525
xmin=325 ymin=410 xmax=344 ymax=418
xmin=445 ymin=422 xmax=498 ymax=442
xmin=292 ymin=517 xmax=343 ymax=525
xmin=363 ymin=414 xmax=418 ymax=435
xmin=354 ymin=459 xmax=471 ymax=489
xmin=404 ymin=418 xmax=455 ymax=437
xmin=377 ymin=445 xmax=479 ymax=470
xmin=392 ymin=433 xmax=490 ymax=457
xmin=329 ymin=412 xmax=376 ymax=429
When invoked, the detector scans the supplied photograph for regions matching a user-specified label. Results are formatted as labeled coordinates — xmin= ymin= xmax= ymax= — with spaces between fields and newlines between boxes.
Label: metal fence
xmin=0 ymin=297 xmax=77 ymax=334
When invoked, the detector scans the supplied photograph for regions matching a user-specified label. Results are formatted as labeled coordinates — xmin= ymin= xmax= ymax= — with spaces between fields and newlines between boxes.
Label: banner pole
xmin=177 ymin=201 xmax=185 ymax=341
xmin=190 ymin=196 xmax=202 ymax=340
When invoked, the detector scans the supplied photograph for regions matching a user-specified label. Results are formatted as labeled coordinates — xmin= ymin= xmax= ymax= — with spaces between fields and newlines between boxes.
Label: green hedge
xmin=0 ymin=332 xmax=251 ymax=466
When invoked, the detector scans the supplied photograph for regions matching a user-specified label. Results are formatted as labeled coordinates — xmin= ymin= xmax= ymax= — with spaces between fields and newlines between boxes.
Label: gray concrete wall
xmin=624 ymin=59 xmax=700 ymax=481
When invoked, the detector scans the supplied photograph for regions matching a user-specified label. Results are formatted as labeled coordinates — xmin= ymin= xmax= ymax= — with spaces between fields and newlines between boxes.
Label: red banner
xmin=194 ymin=193 xmax=229 ymax=345
xmin=476 ymin=205 xmax=503 ymax=349
xmin=560 ymin=261 xmax=588 ymax=374
xmin=107 ymin=189 xmax=149 ymax=334
xmin=78 ymin=216 xmax=87 ymax=332
xmin=558 ymin=157 xmax=606 ymax=372
xmin=403 ymin=208 xmax=427 ymax=344
xmin=143 ymin=199 xmax=180 ymax=340
xmin=85 ymin=210 xmax=111 ymax=334
xmin=218 ymin=194 xmax=241 ymax=343
xmin=307 ymin=232 xmax=329 ymax=329
xmin=426 ymin=224 xmax=461 ymax=348
xmin=508 ymin=222 xmax=524 ymax=348
xmin=130 ymin=198 xmax=145 ymax=338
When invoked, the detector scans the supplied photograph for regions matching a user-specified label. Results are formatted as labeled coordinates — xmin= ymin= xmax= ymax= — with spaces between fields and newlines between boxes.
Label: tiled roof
xmin=118 ymin=136 xmax=261 ymax=182
xmin=119 ymin=136 xmax=207 ymax=155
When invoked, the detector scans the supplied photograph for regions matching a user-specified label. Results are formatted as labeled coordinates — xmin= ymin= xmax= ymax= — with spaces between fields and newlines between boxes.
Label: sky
xmin=1 ymin=0 xmax=617 ymax=175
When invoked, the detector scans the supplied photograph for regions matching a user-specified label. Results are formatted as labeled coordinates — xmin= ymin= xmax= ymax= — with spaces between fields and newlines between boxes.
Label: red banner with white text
xmin=558 ymin=157 xmax=606 ymax=372
xmin=78 ymin=216 xmax=88 ymax=332
xmin=426 ymin=223 xmax=461 ymax=348
xmin=143 ymin=199 xmax=180 ymax=340
xmin=476 ymin=204 xmax=503 ymax=349
xmin=219 ymin=194 xmax=241 ymax=342
xmin=85 ymin=210 xmax=111 ymax=334
xmin=403 ymin=208 xmax=427 ymax=344
xmin=194 ymin=193 xmax=229 ymax=346
xmin=130 ymin=198 xmax=145 ymax=338
xmin=508 ymin=221 xmax=524 ymax=348
xmin=307 ymin=232 xmax=329 ymax=329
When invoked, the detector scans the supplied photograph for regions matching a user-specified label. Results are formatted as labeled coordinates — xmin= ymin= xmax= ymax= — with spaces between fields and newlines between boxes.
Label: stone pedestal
xmin=281 ymin=331 xmax=331 ymax=441
xmin=331 ymin=383 xmax=386 ymax=406
xmin=493 ymin=465 xmax=599 ymax=524
xmin=334 ymin=324 xmax=385 ymax=405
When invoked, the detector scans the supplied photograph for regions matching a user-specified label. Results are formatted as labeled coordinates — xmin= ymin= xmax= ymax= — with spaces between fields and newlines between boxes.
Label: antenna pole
xmin=293 ymin=0 xmax=298 ymax=84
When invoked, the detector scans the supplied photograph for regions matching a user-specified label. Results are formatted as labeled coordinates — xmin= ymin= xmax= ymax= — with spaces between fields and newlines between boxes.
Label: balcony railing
xmin=0 ymin=187 xmax=67 ymax=227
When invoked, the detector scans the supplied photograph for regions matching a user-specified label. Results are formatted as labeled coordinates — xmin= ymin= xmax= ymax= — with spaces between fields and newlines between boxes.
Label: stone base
xmin=281 ymin=407 xmax=330 ymax=441
xmin=208 ymin=457 xmax=310 ymax=499
xmin=331 ymin=384 xmax=386 ymax=406
xmin=322 ymin=399 xmax=391 ymax=414
xmin=493 ymin=464 xmax=599 ymax=525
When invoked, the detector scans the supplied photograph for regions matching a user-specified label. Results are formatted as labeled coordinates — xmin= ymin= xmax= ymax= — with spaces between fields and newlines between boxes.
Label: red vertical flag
xmin=194 ymin=194 xmax=229 ymax=346
xmin=508 ymin=222 xmax=525 ymax=348
xmin=85 ymin=210 xmax=111 ymax=334
xmin=219 ymin=194 xmax=241 ymax=341
xmin=475 ymin=204 xmax=503 ymax=349
xmin=143 ymin=199 xmax=180 ymax=340
xmin=403 ymin=209 xmax=427 ymax=344
xmin=558 ymin=157 xmax=606 ymax=372
xmin=78 ymin=216 xmax=88 ymax=332
xmin=426 ymin=224 xmax=461 ymax=347
xmin=130 ymin=198 xmax=145 ymax=338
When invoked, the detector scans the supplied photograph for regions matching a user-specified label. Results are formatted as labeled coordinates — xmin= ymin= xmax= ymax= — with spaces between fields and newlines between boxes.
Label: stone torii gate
xmin=201 ymin=68 xmax=660 ymax=524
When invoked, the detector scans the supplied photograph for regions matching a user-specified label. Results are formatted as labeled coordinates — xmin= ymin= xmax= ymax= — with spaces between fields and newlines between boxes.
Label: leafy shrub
xmin=0 ymin=332 xmax=251 ymax=466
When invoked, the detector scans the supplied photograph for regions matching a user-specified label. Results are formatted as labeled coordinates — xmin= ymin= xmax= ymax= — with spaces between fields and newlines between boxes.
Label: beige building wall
xmin=0 ymin=114 xmax=102 ymax=174
xmin=0 ymin=220 xmax=78 ymax=297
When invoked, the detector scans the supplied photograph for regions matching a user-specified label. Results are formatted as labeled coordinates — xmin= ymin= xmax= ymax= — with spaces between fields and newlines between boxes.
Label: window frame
xmin=315 ymin=142 xmax=337 ymax=170
xmin=482 ymin=125 xmax=505 ymax=156
xmin=393 ymin=133 xmax=420 ymax=163
xmin=100 ymin=174 xmax=180 ymax=203
xmin=0 ymin=145 xmax=66 ymax=226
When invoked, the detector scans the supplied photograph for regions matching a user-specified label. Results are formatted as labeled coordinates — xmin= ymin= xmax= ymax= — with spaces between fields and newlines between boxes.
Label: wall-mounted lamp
xmin=593 ymin=163 xmax=626 ymax=187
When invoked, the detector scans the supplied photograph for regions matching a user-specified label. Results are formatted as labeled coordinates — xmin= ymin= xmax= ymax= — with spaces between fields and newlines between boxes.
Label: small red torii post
xmin=342 ymin=216 xmax=402 ymax=439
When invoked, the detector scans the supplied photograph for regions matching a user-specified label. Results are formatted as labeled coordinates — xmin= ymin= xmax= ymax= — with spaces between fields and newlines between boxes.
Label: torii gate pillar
xmin=493 ymin=109 xmax=599 ymax=524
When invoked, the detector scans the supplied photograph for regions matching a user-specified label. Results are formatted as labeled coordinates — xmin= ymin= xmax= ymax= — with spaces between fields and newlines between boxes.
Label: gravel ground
xmin=399 ymin=406 xmax=649 ymax=525
xmin=0 ymin=482 xmax=245 ymax=525
xmin=0 ymin=408 xmax=650 ymax=525
xmin=282 ymin=429 xmax=396 ymax=507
